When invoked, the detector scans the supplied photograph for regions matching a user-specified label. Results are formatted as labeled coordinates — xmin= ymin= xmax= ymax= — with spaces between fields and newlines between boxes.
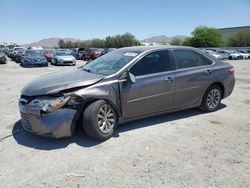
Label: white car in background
xmin=228 ymin=51 xmax=241 ymax=60
xmin=237 ymin=50 xmax=250 ymax=59
xmin=51 ymin=51 xmax=76 ymax=66
xmin=205 ymin=50 xmax=223 ymax=59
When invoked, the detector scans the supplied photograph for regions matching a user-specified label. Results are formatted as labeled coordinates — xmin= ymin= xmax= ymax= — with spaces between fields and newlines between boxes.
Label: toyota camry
xmin=19 ymin=46 xmax=235 ymax=140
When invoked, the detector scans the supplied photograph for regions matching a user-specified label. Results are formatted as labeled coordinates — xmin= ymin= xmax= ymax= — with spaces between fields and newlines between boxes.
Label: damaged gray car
xmin=19 ymin=46 xmax=235 ymax=140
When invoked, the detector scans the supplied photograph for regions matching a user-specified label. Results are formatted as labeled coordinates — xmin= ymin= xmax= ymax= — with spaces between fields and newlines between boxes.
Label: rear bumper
xmin=0 ymin=56 xmax=6 ymax=63
xmin=58 ymin=60 xmax=76 ymax=65
xmin=19 ymin=100 xmax=79 ymax=138
xmin=223 ymin=75 xmax=235 ymax=98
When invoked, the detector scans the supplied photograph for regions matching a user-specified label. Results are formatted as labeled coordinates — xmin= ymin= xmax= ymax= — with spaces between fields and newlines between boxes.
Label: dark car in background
xmin=44 ymin=49 xmax=55 ymax=62
xmin=101 ymin=48 xmax=117 ymax=55
xmin=15 ymin=48 xmax=26 ymax=63
xmin=19 ymin=46 xmax=235 ymax=140
xmin=76 ymin=48 xmax=85 ymax=60
xmin=82 ymin=48 xmax=104 ymax=60
xmin=21 ymin=50 xmax=48 ymax=67
xmin=0 ymin=48 xmax=7 ymax=64
xmin=10 ymin=47 xmax=25 ymax=60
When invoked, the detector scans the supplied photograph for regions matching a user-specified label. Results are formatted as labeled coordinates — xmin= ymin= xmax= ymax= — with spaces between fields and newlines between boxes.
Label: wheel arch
xmin=83 ymin=98 xmax=121 ymax=118
xmin=209 ymin=82 xmax=225 ymax=98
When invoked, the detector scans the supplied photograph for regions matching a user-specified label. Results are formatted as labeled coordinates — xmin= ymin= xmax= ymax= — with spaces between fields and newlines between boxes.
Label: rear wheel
xmin=83 ymin=100 xmax=117 ymax=140
xmin=200 ymin=85 xmax=222 ymax=112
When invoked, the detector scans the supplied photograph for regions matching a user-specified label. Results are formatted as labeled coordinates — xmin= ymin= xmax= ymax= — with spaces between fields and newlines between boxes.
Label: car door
xmin=173 ymin=49 xmax=214 ymax=108
xmin=119 ymin=50 xmax=175 ymax=119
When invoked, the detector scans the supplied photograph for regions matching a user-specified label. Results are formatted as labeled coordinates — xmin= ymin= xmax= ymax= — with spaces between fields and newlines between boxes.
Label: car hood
xmin=21 ymin=68 xmax=105 ymax=96
xmin=26 ymin=56 xmax=46 ymax=60
xmin=56 ymin=56 xmax=74 ymax=60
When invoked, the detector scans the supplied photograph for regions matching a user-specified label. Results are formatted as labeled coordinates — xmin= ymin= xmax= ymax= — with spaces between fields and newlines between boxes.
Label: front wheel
xmin=200 ymin=85 xmax=222 ymax=112
xmin=83 ymin=100 xmax=117 ymax=140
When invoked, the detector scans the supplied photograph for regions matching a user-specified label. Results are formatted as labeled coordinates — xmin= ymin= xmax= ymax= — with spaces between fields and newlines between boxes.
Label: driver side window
xmin=130 ymin=50 xmax=172 ymax=76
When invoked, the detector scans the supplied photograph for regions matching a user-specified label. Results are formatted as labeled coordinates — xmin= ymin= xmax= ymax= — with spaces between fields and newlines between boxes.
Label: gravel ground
xmin=0 ymin=58 xmax=249 ymax=188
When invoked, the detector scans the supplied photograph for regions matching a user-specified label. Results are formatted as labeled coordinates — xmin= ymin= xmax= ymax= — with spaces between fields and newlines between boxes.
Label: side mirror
xmin=126 ymin=71 xmax=136 ymax=84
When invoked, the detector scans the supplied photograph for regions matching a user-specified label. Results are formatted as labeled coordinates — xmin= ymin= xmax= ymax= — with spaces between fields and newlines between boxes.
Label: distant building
xmin=218 ymin=26 xmax=250 ymax=39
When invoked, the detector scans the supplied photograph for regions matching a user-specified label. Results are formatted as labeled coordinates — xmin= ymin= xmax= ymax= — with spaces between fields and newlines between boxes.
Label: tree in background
xmin=183 ymin=26 xmax=224 ymax=47
xmin=170 ymin=37 xmax=184 ymax=46
xmin=58 ymin=33 xmax=141 ymax=48
xmin=226 ymin=31 xmax=250 ymax=47
xmin=58 ymin=39 xmax=65 ymax=48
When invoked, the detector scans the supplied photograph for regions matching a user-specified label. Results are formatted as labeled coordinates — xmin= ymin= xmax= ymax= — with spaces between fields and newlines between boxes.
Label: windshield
xmin=91 ymin=48 xmax=102 ymax=52
xmin=25 ymin=50 xmax=43 ymax=57
xmin=14 ymin=48 xmax=23 ymax=50
xmin=83 ymin=49 xmax=141 ymax=75
xmin=17 ymin=48 xmax=25 ymax=53
xmin=44 ymin=49 xmax=55 ymax=53
xmin=56 ymin=51 xmax=70 ymax=56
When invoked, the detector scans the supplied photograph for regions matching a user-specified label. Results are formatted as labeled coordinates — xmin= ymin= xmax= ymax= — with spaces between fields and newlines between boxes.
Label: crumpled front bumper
xmin=19 ymin=99 xmax=79 ymax=138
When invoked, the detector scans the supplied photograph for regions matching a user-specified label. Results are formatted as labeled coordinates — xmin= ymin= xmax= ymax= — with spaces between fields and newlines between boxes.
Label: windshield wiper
xmin=82 ymin=68 xmax=91 ymax=73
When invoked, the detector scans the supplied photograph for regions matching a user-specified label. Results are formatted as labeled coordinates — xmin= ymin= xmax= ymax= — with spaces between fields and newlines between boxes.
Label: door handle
xmin=205 ymin=70 xmax=212 ymax=76
xmin=165 ymin=77 xmax=173 ymax=82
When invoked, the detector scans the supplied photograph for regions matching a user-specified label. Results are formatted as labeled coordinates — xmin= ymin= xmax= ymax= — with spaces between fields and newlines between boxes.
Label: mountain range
xmin=22 ymin=37 xmax=83 ymax=48
xmin=22 ymin=35 xmax=188 ymax=47
xmin=142 ymin=35 xmax=188 ymax=44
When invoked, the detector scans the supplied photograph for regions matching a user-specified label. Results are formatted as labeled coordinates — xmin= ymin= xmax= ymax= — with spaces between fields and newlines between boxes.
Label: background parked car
xmin=216 ymin=49 xmax=230 ymax=59
xmin=102 ymin=48 xmax=117 ymax=55
xmin=228 ymin=50 xmax=242 ymax=60
xmin=70 ymin=48 xmax=78 ymax=58
xmin=82 ymin=48 xmax=104 ymax=60
xmin=51 ymin=51 xmax=76 ymax=66
xmin=14 ymin=48 xmax=26 ymax=63
xmin=236 ymin=50 xmax=249 ymax=59
xmin=10 ymin=47 xmax=25 ymax=60
xmin=0 ymin=48 xmax=7 ymax=64
xmin=76 ymin=48 xmax=85 ymax=60
xmin=21 ymin=50 xmax=48 ymax=67
xmin=43 ymin=49 xmax=55 ymax=62
xmin=205 ymin=50 xmax=223 ymax=59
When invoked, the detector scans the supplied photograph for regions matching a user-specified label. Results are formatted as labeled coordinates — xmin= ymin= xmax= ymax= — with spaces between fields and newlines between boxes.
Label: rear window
xmin=174 ymin=50 xmax=212 ymax=69
xmin=91 ymin=48 xmax=102 ymax=52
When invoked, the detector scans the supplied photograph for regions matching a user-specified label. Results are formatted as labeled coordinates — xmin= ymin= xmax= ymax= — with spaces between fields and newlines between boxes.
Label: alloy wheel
xmin=97 ymin=104 xmax=115 ymax=134
xmin=206 ymin=89 xmax=221 ymax=109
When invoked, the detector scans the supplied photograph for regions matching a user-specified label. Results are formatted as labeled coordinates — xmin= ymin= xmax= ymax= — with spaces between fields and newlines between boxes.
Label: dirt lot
xmin=0 ymin=58 xmax=249 ymax=188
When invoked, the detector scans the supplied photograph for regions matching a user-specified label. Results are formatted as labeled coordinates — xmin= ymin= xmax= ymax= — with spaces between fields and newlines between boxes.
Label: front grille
xmin=20 ymin=112 xmax=32 ymax=132
xmin=63 ymin=61 xmax=73 ymax=64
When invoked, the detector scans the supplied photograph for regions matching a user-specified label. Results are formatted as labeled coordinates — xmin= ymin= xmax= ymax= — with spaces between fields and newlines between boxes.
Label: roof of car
xmin=120 ymin=45 xmax=196 ymax=52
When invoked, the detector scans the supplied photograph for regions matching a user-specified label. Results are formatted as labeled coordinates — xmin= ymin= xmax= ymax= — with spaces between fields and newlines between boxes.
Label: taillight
xmin=229 ymin=67 xmax=235 ymax=74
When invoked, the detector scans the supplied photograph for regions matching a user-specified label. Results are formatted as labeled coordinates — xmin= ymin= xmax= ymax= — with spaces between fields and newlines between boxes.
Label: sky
xmin=0 ymin=0 xmax=249 ymax=44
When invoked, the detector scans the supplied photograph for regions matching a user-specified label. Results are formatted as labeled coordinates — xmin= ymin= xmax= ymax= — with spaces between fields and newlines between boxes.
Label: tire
xmin=83 ymin=100 xmax=117 ymax=140
xmin=200 ymin=85 xmax=222 ymax=112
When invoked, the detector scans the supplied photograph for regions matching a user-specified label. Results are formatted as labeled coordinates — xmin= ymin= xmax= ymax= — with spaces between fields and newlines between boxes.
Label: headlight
xmin=24 ymin=58 xmax=33 ymax=63
xmin=30 ymin=96 xmax=70 ymax=112
xmin=58 ymin=58 xmax=63 ymax=62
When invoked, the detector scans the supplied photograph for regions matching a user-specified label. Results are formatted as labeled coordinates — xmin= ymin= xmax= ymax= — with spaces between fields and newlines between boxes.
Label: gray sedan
xmin=19 ymin=46 xmax=235 ymax=140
